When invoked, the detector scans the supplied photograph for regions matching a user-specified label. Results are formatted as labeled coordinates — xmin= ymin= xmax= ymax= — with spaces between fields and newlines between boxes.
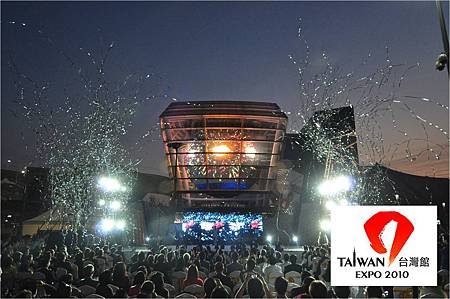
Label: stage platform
xmin=123 ymin=245 xmax=304 ymax=258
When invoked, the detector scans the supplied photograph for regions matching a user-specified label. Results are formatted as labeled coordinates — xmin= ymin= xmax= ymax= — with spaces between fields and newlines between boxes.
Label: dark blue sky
xmin=2 ymin=1 xmax=449 ymax=176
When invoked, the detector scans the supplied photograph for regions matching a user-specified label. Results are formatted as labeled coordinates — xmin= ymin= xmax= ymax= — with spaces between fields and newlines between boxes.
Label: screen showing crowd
xmin=181 ymin=212 xmax=263 ymax=243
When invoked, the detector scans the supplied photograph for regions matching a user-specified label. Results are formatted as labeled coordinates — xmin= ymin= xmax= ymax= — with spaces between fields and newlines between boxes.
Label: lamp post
xmin=435 ymin=0 xmax=449 ymax=75
xmin=167 ymin=142 xmax=185 ymax=206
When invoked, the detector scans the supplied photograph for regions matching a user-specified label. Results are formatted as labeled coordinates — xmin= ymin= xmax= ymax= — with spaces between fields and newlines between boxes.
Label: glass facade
xmin=160 ymin=101 xmax=287 ymax=196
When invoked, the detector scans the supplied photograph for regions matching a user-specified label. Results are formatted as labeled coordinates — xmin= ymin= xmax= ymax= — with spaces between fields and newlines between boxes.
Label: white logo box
xmin=331 ymin=206 xmax=437 ymax=286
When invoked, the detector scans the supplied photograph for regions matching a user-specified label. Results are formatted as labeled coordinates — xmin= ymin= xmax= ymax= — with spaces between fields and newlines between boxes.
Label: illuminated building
xmin=160 ymin=101 xmax=287 ymax=211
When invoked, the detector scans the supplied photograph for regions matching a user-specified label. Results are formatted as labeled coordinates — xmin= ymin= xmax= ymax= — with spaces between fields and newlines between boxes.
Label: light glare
xmin=110 ymin=200 xmax=121 ymax=210
xmin=100 ymin=218 xmax=114 ymax=233
xmin=115 ymin=220 xmax=126 ymax=230
xmin=325 ymin=200 xmax=336 ymax=210
xmin=318 ymin=175 xmax=352 ymax=196
xmin=98 ymin=177 xmax=122 ymax=192
xmin=320 ymin=219 xmax=331 ymax=231
xmin=211 ymin=144 xmax=231 ymax=157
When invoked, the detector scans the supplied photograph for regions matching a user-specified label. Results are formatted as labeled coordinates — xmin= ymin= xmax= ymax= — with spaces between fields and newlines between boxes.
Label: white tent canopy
xmin=22 ymin=207 xmax=73 ymax=236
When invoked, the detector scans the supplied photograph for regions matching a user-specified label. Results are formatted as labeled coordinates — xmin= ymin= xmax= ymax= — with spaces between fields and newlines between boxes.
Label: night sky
xmin=2 ymin=1 xmax=449 ymax=177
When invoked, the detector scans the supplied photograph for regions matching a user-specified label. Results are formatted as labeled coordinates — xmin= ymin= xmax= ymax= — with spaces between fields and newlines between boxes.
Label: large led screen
xmin=180 ymin=212 xmax=263 ymax=243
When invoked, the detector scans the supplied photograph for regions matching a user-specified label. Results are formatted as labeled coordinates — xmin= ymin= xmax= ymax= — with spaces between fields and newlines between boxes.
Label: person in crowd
xmin=112 ymin=262 xmax=131 ymax=291
xmin=111 ymin=247 xmax=120 ymax=264
xmin=274 ymin=276 xmax=289 ymax=298
xmin=13 ymin=251 xmax=24 ymax=266
xmin=103 ymin=245 xmax=114 ymax=270
xmin=212 ymin=262 xmax=233 ymax=289
xmin=309 ymin=280 xmax=328 ymax=298
xmin=333 ymin=286 xmax=351 ymax=298
xmin=1 ymin=255 xmax=17 ymax=294
xmin=280 ymin=253 xmax=291 ymax=271
xmin=264 ymin=255 xmax=283 ymax=281
xmin=117 ymin=246 xmax=126 ymax=263
xmin=128 ymin=271 xmax=146 ymax=297
xmin=130 ymin=252 xmax=146 ymax=274
xmin=203 ymin=277 xmax=218 ymax=298
xmin=77 ymin=264 xmax=98 ymax=288
xmin=17 ymin=254 xmax=34 ymax=275
xmin=226 ymin=251 xmax=243 ymax=275
xmin=365 ymin=286 xmax=383 ymax=298
xmin=245 ymin=256 xmax=255 ymax=270
xmin=318 ymin=259 xmax=331 ymax=288
xmin=235 ymin=271 xmax=272 ymax=298
xmin=96 ymin=269 xmax=114 ymax=297
xmin=60 ymin=273 xmax=83 ymax=298
xmin=182 ymin=253 xmax=191 ymax=269
xmin=94 ymin=247 xmax=106 ymax=276
xmin=3 ymin=230 xmax=450 ymax=299
xmin=211 ymin=285 xmax=231 ymax=298
xmin=35 ymin=255 xmax=55 ymax=284
xmin=54 ymin=281 xmax=73 ymax=298
xmin=111 ymin=288 xmax=127 ymax=298
xmin=99 ymin=269 xmax=113 ymax=285
xmin=137 ymin=280 xmax=157 ymax=298
xmin=255 ymin=255 xmax=267 ymax=275
xmin=173 ymin=257 xmax=186 ymax=273
xmin=291 ymin=275 xmax=315 ymax=297
xmin=284 ymin=254 xmax=303 ymax=275
xmin=199 ymin=251 xmax=210 ymax=274
xmin=182 ymin=264 xmax=204 ymax=289
xmin=96 ymin=283 xmax=114 ymax=298
xmin=73 ymin=252 xmax=85 ymax=279
xmin=150 ymin=271 xmax=169 ymax=298
xmin=247 ymin=276 xmax=271 ymax=298
xmin=153 ymin=254 xmax=172 ymax=284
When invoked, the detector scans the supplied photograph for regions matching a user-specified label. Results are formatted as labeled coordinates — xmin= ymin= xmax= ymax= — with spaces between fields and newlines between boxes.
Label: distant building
xmin=1 ymin=167 xmax=50 ymax=237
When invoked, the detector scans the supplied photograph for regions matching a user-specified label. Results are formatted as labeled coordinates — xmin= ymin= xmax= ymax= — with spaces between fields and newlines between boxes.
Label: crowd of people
xmin=1 ymin=230 xmax=449 ymax=298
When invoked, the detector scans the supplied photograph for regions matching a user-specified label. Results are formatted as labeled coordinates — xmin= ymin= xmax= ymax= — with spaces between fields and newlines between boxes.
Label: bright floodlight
xmin=99 ymin=218 xmax=114 ymax=233
xmin=211 ymin=144 xmax=231 ymax=157
xmin=145 ymin=236 xmax=150 ymax=242
xmin=319 ymin=219 xmax=331 ymax=231
xmin=115 ymin=220 xmax=126 ymax=230
xmin=98 ymin=199 xmax=106 ymax=206
xmin=292 ymin=235 xmax=299 ymax=243
xmin=325 ymin=200 xmax=336 ymax=210
xmin=318 ymin=175 xmax=352 ymax=196
xmin=266 ymin=235 xmax=273 ymax=243
xmin=98 ymin=177 xmax=122 ymax=192
xmin=110 ymin=200 xmax=121 ymax=211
